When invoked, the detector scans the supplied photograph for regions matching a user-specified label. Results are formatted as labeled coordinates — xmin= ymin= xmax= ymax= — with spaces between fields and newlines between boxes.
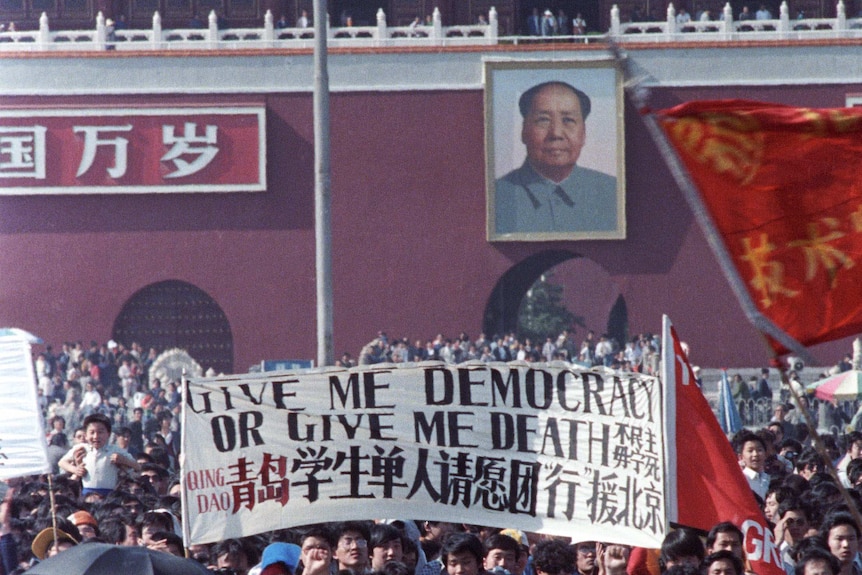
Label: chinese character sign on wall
xmin=0 ymin=107 xmax=266 ymax=194
xmin=181 ymin=363 xmax=667 ymax=547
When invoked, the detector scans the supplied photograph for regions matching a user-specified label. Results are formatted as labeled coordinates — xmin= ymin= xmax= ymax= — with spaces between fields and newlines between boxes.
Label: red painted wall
xmin=0 ymin=83 xmax=855 ymax=371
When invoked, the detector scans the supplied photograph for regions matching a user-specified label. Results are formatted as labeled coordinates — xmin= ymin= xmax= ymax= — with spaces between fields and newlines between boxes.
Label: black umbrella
xmin=26 ymin=542 xmax=212 ymax=575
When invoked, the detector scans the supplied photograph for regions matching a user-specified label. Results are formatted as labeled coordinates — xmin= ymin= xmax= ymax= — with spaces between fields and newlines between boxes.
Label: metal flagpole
xmin=314 ymin=0 xmax=334 ymax=367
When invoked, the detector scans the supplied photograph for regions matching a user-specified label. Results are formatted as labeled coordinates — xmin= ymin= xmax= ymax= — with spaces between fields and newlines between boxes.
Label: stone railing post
xmin=96 ymin=11 xmax=107 ymax=48
xmin=779 ymin=1 xmax=789 ymax=35
xmin=838 ymin=0 xmax=847 ymax=32
xmin=722 ymin=2 xmax=733 ymax=38
xmin=208 ymin=9 xmax=219 ymax=47
xmin=264 ymin=9 xmax=274 ymax=43
xmin=611 ymin=4 xmax=621 ymax=36
xmin=488 ymin=7 xmax=498 ymax=43
xmin=152 ymin=11 xmax=162 ymax=48
xmin=376 ymin=8 xmax=386 ymax=45
xmin=667 ymin=3 xmax=677 ymax=37
xmin=432 ymin=7 xmax=442 ymax=44
xmin=38 ymin=12 xmax=50 ymax=50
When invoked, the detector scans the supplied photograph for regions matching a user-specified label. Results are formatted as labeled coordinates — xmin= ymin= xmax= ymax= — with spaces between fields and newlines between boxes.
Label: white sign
xmin=0 ymin=336 xmax=50 ymax=478
xmin=181 ymin=362 xmax=666 ymax=546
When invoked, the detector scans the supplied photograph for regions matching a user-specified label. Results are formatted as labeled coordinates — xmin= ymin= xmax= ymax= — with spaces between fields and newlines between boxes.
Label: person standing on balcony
xmin=526 ymin=8 xmax=541 ymax=35
xmin=756 ymin=4 xmax=773 ymax=19
xmin=572 ymin=13 xmax=586 ymax=34
xmin=297 ymin=10 xmax=309 ymax=28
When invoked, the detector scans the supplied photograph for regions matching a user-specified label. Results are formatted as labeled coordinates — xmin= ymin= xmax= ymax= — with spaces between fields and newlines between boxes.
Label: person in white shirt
xmin=756 ymin=4 xmax=773 ymax=19
xmin=297 ymin=10 xmax=309 ymax=28
xmin=734 ymin=429 xmax=770 ymax=499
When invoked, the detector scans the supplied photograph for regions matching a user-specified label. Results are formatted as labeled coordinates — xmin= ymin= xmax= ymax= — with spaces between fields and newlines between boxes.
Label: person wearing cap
xmin=58 ymin=413 xmax=140 ymax=498
xmin=494 ymin=81 xmax=617 ymax=235
xmin=540 ymin=10 xmax=557 ymax=36
xmin=31 ymin=525 xmax=79 ymax=561
xmin=68 ymin=510 xmax=99 ymax=540
xmin=259 ymin=542 xmax=301 ymax=575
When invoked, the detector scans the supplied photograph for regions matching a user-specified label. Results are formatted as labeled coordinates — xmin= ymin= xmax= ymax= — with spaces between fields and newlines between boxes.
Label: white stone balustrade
xmin=2 ymin=2 xmax=862 ymax=52
xmin=0 ymin=7 xmax=500 ymax=51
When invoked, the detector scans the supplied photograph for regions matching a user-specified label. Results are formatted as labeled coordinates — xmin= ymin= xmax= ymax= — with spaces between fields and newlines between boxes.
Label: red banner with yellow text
xmin=658 ymin=100 xmax=862 ymax=352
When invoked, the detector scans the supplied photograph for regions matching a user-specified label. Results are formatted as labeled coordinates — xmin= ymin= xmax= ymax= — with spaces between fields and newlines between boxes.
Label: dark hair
xmin=705 ymin=522 xmax=742 ymax=550
xmin=98 ymin=517 xmax=129 ymax=545
xmin=776 ymin=496 xmax=808 ymax=520
xmin=733 ymin=430 xmax=765 ymax=454
xmin=820 ymin=511 xmax=861 ymax=540
xmin=369 ymin=523 xmax=403 ymax=550
xmin=660 ymin=528 xmax=705 ymax=569
xmin=212 ymin=538 xmax=260 ymax=567
xmin=848 ymin=458 xmax=862 ymax=485
xmin=531 ymin=540 xmax=574 ymax=575
xmin=664 ymin=566 xmax=700 ymax=575
xmin=83 ymin=413 xmax=112 ymax=434
xmin=377 ymin=562 xmax=411 ymax=575
xmin=796 ymin=546 xmax=841 ymax=575
xmin=141 ymin=510 xmax=174 ymax=532
xmin=779 ymin=439 xmax=803 ymax=457
xmin=518 ymin=82 xmax=591 ymax=120
xmin=484 ymin=533 xmax=521 ymax=560
xmin=50 ymin=433 xmax=68 ymax=447
xmin=794 ymin=448 xmax=823 ymax=473
xmin=334 ymin=521 xmax=371 ymax=542
xmin=141 ymin=462 xmax=170 ymax=479
xmin=441 ymin=533 xmax=485 ymax=567
xmin=842 ymin=431 xmax=862 ymax=452
xmin=300 ymin=525 xmax=335 ymax=548
xmin=781 ymin=473 xmax=809 ymax=494
xmin=702 ymin=551 xmax=743 ymax=575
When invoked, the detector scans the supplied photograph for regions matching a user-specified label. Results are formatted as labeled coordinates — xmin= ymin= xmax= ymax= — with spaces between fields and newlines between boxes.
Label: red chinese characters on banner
xmin=658 ymin=100 xmax=862 ymax=352
xmin=0 ymin=106 xmax=266 ymax=194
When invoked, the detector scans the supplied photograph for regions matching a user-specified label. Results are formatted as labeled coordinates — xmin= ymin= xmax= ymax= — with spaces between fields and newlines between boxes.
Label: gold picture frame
xmin=485 ymin=59 xmax=626 ymax=242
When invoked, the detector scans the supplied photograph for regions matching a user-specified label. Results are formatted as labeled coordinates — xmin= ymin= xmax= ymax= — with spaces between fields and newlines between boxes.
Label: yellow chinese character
xmin=788 ymin=218 xmax=854 ymax=287
xmin=740 ymin=233 xmax=800 ymax=308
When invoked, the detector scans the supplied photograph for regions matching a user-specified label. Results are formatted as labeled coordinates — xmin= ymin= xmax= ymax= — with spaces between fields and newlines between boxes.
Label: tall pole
xmin=314 ymin=0 xmax=334 ymax=367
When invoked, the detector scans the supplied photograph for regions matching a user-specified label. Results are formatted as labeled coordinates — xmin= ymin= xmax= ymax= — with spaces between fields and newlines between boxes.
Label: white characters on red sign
xmin=742 ymin=518 xmax=783 ymax=566
xmin=74 ymin=124 xmax=133 ymax=178
xmin=161 ymin=122 xmax=219 ymax=178
xmin=0 ymin=126 xmax=47 ymax=178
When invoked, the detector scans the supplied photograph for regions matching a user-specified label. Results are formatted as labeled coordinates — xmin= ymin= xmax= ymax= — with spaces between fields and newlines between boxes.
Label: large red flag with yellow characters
xmin=658 ymin=100 xmax=862 ymax=353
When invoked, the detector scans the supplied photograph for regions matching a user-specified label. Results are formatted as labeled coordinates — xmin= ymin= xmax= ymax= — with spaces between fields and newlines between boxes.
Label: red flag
xmin=662 ymin=315 xmax=783 ymax=575
xmin=658 ymin=100 xmax=862 ymax=353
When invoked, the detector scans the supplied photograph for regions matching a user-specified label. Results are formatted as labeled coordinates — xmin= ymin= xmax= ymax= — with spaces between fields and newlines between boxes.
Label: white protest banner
xmin=0 ymin=335 xmax=50 ymax=478
xmin=181 ymin=361 xmax=666 ymax=546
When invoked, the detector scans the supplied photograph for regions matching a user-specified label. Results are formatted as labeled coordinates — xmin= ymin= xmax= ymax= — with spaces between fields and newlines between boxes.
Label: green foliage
xmin=517 ymin=273 xmax=580 ymax=343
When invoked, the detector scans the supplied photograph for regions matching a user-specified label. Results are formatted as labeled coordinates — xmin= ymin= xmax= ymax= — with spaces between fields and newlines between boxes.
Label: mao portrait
xmin=486 ymin=61 xmax=626 ymax=241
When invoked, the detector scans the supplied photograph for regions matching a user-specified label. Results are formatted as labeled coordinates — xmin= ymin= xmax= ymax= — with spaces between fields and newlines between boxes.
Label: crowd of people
xmin=4 ymin=333 xmax=862 ymax=575
xmin=351 ymin=330 xmax=662 ymax=375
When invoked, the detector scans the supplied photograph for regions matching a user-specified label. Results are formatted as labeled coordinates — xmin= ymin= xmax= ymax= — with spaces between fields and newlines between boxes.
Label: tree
xmin=517 ymin=273 xmax=579 ymax=344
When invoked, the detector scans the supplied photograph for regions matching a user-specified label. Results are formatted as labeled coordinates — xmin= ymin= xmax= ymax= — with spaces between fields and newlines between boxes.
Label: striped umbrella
xmin=806 ymin=370 xmax=862 ymax=402
xmin=717 ymin=369 xmax=743 ymax=434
